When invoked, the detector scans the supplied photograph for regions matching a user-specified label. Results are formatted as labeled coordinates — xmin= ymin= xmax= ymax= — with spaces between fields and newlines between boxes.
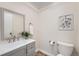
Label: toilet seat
xmin=57 ymin=54 xmax=64 ymax=56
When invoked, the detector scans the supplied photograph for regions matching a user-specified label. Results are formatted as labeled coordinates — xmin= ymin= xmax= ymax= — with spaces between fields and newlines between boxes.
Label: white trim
xmin=21 ymin=2 xmax=61 ymax=12
xmin=39 ymin=2 xmax=60 ymax=12
xmin=24 ymin=2 xmax=59 ymax=12
xmin=24 ymin=3 xmax=39 ymax=13
xmin=35 ymin=49 xmax=40 ymax=52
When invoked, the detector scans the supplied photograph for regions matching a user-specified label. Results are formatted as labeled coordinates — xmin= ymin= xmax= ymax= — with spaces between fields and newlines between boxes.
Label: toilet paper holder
xmin=49 ymin=40 xmax=56 ymax=45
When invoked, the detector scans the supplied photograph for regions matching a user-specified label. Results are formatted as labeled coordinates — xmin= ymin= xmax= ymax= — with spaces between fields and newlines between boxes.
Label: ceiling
xmin=29 ymin=2 xmax=53 ymax=9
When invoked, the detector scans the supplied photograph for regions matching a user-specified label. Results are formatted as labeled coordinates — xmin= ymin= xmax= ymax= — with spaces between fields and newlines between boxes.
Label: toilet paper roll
xmin=49 ymin=41 xmax=55 ymax=46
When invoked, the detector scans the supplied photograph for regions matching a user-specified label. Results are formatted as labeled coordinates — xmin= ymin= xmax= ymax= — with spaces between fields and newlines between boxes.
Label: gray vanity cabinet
xmin=2 ymin=45 xmax=26 ymax=56
xmin=2 ymin=41 xmax=35 ymax=56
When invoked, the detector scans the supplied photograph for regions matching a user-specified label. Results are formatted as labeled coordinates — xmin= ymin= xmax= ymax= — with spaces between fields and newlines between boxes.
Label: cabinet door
xmin=26 ymin=48 xmax=35 ymax=56
xmin=26 ymin=42 xmax=35 ymax=56
xmin=2 ymin=45 xmax=26 ymax=56
xmin=11 ymin=46 xmax=26 ymax=56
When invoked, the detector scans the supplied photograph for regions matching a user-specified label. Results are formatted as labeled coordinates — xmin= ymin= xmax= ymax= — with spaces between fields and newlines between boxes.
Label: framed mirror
xmin=3 ymin=9 xmax=25 ymax=40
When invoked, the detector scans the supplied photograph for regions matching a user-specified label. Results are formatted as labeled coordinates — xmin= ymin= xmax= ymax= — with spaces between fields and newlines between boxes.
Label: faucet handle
xmin=13 ymin=35 xmax=16 ymax=42
xmin=7 ymin=37 xmax=12 ymax=43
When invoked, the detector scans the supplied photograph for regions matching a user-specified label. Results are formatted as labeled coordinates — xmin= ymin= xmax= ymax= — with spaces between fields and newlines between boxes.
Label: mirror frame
xmin=1 ymin=8 xmax=25 ymax=40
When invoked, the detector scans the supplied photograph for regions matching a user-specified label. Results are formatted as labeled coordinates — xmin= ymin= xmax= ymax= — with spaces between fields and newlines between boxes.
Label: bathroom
xmin=0 ymin=1 xmax=79 ymax=57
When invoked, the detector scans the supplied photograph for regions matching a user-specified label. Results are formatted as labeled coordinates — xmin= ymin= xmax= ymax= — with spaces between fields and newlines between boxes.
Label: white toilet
xmin=56 ymin=41 xmax=74 ymax=56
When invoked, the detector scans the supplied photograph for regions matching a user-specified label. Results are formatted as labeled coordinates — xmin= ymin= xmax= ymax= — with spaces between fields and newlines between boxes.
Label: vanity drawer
xmin=26 ymin=42 xmax=35 ymax=50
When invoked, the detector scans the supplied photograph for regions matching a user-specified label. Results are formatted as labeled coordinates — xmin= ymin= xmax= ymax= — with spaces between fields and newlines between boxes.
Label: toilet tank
xmin=57 ymin=41 xmax=74 ymax=56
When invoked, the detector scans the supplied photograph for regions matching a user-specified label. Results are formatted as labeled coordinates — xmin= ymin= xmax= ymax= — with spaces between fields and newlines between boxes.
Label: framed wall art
xmin=59 ymin=14 xmax=74 ymax=31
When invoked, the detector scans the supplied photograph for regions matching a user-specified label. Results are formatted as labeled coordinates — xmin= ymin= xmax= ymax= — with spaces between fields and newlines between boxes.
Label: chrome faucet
xmin=12 ymin=35 xmax=16 ymax=42
xmin=9 ymin=32 xmax=16 ymax=42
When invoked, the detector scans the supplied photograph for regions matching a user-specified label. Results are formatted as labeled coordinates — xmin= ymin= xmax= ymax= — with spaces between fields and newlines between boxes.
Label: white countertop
xmin=0 ymin=38 xmax=35 ymax=55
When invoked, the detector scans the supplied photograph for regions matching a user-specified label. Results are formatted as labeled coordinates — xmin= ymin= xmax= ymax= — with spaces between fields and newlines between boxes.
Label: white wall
xmin=39 ymin=2 xmax=78 ymax=55
xmin=75 ymin=3 xmax=79 ymax=55
xmin=0 ymin=2 xmax=40 ymax=49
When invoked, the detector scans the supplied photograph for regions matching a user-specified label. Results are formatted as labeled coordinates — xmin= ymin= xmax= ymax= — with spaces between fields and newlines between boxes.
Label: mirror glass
xmin=4 ymin=10 xmax=25 ymax=40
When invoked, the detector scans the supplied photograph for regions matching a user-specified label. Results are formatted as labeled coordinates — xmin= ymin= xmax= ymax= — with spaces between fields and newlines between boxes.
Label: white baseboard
xmin=35 ymin=49 xmax=40 ymax=52
xmin=36 ymin=49 xmax=54 ymax=56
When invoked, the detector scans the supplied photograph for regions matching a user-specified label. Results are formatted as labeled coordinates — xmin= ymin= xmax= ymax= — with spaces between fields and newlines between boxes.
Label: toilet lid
xmin=57 ymin=54 xmax=64 ymax=56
